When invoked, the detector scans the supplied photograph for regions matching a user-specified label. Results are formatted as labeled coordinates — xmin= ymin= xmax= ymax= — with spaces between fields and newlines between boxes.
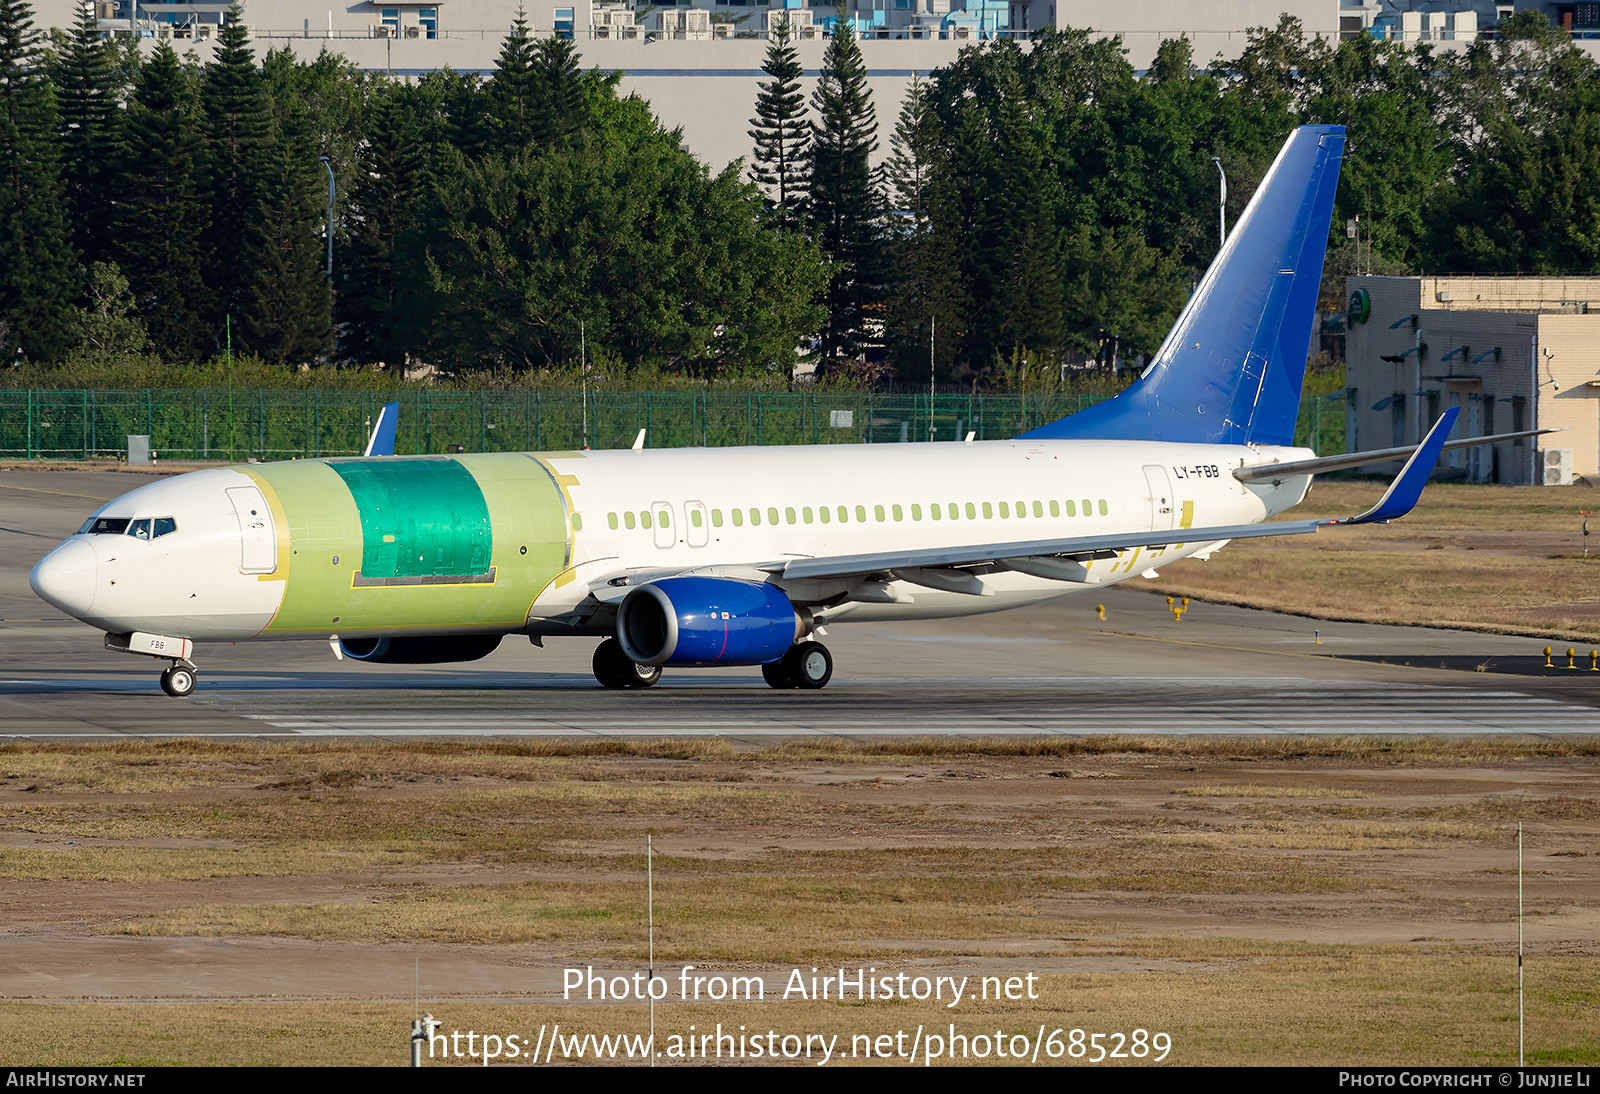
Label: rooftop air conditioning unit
xmin=1542 ymin=448 xmax=1575 ymax=486
xmin=375 ymin=25 xmax=395 ymax=37
xmin=712 ymin=21 xmax=730 ymax=37
xmin=404 ymin=24 xmax=419 ymax=37
xmin=95 ymin=1 xmax=116 ymax=18
xmin=952 ymin=23 xmax=971 ymax=37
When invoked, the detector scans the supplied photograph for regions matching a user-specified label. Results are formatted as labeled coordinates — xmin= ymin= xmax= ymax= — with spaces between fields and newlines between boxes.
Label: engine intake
xmin=617 ymin=577 xmax=800 ymax=667
xmin=339 ymin=633 xmax=503 ymax=664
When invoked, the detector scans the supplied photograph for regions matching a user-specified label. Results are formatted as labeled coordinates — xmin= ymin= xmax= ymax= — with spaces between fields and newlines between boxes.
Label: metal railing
xmin=0 ymin=389 xmax=1345 ymax=461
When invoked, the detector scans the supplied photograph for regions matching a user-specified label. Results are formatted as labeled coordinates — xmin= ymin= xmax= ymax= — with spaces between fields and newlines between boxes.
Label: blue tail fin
xmin=1022 ymin=125 xmax=1346 ymax=445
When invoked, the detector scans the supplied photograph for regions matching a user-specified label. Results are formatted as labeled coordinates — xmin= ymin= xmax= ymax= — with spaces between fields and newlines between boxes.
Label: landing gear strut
xmin=762 ymin=640 xmax=832 ymax=690
xmin=593 ymin=637 xmax=662 ymax=689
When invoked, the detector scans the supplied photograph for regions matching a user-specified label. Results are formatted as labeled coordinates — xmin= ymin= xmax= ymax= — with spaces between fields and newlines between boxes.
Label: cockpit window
xmin=153 ymin=517 xmax=177 ymax=538
xmin=126 ymin=518 xmax=152 ymax=540
xmin=81 ymin=517 xmax=130 ymax=535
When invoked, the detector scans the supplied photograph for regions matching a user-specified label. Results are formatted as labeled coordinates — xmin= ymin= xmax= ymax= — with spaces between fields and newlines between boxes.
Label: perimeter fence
xmin=0 ymin=388 xmax=1347 ymax=460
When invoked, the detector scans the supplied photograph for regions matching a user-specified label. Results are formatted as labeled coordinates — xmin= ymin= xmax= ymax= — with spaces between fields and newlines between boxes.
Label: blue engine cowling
xmin=616 ymin=577 xmax=800 ymax=667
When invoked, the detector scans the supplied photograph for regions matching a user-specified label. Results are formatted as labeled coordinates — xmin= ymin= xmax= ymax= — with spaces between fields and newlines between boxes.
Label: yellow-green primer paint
xmin=251 ymin=454 xmax=568 ymax=636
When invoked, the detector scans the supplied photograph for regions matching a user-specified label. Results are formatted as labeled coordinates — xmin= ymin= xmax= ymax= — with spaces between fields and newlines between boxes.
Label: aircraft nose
xmin=29 ymin=537 xmax=98 ymax=619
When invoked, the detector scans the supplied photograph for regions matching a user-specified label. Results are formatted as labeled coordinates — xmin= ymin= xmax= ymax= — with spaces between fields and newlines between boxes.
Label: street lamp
xmin=319 ymin=156 xmax=335 ymax=279
xmin=1211 ymin=156 xmax=1227 ymax=247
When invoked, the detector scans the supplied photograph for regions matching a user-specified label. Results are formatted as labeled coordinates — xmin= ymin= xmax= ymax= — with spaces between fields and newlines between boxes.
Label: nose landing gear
xmin=105 ymin=631 xmax=199 ymax=698
xmin=160 ymin=664 xmax=197 ymax=697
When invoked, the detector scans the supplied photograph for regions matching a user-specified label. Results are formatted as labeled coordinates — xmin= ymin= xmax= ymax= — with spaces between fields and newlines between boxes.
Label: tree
xmin=484 ymin=7 xmax=538 ymax=153
xmin=748 ymin=17 xmax=809 ymax=225
xmin=0 ymin=0 xmax=77 ymax=361
xmin=883 ymin=74 xmax=961 ymax=380
xmin=240 ymin=105 xmax=334 ymax=364
xmin=199 ymin=3 xmax=272 ymax=334
xmin=805 ymin=7 xmax=882 ymax=365
xmin=48 ymin=0 xmax=123 ymax=268
xmin=113 ymin=42 xmax=210 ymax=360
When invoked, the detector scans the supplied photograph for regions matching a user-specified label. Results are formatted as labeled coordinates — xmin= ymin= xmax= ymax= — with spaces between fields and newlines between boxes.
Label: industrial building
xmin=28 ymin=1 xmax=1599 ymax=168
xmin=1343 ymin=275 xmax=1600 ymax=485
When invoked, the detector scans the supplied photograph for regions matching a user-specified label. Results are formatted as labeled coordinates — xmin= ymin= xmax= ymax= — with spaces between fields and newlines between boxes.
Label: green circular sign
xmin=1348 ymin=288 xmax=1371 ymax=325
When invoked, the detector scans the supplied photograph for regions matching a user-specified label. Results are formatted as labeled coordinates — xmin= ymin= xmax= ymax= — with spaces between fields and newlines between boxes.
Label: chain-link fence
xmin=0 ymin=388 xmax=1347 ymax=460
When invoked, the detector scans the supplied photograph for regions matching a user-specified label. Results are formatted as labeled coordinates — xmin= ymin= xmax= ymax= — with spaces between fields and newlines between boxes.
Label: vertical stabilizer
xmin=1023 ymin=125 xmax=1346 ymax=445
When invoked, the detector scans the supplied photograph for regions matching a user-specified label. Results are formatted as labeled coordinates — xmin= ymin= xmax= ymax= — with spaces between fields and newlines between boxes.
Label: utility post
xmin=1211 ymin=156 xmax=1228 ymax=246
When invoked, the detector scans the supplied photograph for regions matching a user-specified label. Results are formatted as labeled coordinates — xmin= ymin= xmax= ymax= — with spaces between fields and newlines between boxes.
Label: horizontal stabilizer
xmin=1235 ymin=424 xmax=1562 ymax=482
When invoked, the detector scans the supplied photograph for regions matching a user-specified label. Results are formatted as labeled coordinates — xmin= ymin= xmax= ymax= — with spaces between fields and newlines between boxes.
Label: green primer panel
xmin=329 ymin=458 xmax=491 ymax=581
xmin=252 ymin=454 xmax=568 ymax=636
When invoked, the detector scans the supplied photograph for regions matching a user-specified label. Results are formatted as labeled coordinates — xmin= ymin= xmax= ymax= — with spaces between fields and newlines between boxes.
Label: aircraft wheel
xmin=160 ymin=665 xmax=196 ymax=698
xmin=592 ymin=638 xmax=634 ymax=689
xmin=786 ymin=641 xmax=833 ymax=690
xmin=761 ymin=659 xmax=796 ymax=689
xmin=627 ymin=660 xmax=662 ymax=688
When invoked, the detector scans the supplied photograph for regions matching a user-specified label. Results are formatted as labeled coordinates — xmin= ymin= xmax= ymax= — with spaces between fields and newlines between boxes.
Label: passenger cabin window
xmin=767 ymin=507 xmax=779 ymax=525
xmin=929 ymin=503 xmax=940 ymax=520
xmin=981 ymin=502 xmax=993 ymax=519
xmin=641 ymin=511 xmax=652 ymax=529
xmin=608 ymin=513 xmax=619 ymax=530
xmin=749 ymin=508 xmax=761 ymax=526
xmin=711 ymin=509 xmax=723 ymax=527
xmin=998 ymin=502 xmax=1010 ymax=518
xmin=624 ymin=512 xmax=636 ymax=529
xmin=732 ymin=509 xmax=744 ymax=527
xmin=1064 ymin=500 xmax=1076 ymax=516
xmin=785 ymin=507 xmax=796 ymax=524
xmin=802 ymin=507 xmax=813 ymax=524
xmin=874 ymin=505 xmax=885 ymax=522
xmin=855 ymin=505 xmax=866 ymax=522
xmin=819 ymin=507 xmax=830 ymax=524
xmin=1082 ymin=498 xmax=1092 ymax=515
xmin=1098 ymin=500 xmax=1108 ymax=516
xmin=964 ymin=503 xmax=975 ymax=519
xmin=892 ymin=504 xmax=903 ymax=521
xmin=690 ymin=509 xmax=703 ymax=528
xmin=911 ymin=504 xmax=922 ymax=521
xmin=571 ymin=513 xmax=584 ymax=531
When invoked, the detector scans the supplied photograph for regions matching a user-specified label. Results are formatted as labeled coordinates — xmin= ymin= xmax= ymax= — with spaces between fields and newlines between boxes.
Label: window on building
xmin=554 ymin=7 xmax=574 ymax=38
xmin=381 ymin=7 xmax=399 ymax=32
xmin=418 ymin=7 xmax=437 ymax=37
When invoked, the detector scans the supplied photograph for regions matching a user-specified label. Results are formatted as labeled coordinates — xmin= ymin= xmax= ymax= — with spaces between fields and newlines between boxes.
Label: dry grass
xmin=1172 ymin=785 xmax=1374 ymax=799
xmin=1 ymin=740 xmax=1596 ymax=1065
xmin=2 ymin=954 xmax=1595 ymax=1066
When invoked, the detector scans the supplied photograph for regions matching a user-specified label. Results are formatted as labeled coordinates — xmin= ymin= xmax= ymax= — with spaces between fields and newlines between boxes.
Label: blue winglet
xmin=1328 ymin=407 xmax=1458 ymax=526
xmin=364 ymin=402 xmax=400 ymax=457
xmin=1022 ymin=125 xmax=1346 ymax=445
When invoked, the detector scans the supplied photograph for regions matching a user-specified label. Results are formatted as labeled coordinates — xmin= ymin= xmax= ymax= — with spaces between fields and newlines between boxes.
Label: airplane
xmin=27 ymin=124 xmax=1541 ymax=698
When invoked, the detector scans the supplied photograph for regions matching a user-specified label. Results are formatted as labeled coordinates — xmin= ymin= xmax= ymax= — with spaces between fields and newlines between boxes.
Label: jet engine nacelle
xmin=616 ymin=577 xmax=801 ymax=667
xmin=339 ymin=634 xmax=504 ymax=664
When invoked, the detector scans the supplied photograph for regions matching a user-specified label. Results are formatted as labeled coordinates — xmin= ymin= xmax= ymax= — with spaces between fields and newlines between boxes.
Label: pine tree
xmin=241 ymin=106 xmax=333 ymax=365
xmin=199 ymin=3 xmax=272 ymax=336
xmin=114 ymin=42 xmax=209 ymax=361
xmin=0 ymin=0 xmax=77 ymax=361
xmin=342 ymin=82 xmax=427 ymax=363
xmin=50 ymin=0 xmax=122 ymax=269
xmin=531 ymin=36 xmax=586 ymax=149
xmin=884 ymin=73 xmax=961 ymax=380
xmin=805 ymin=6 xmax=881 ymax=365
xmin=748 ymin=18 xmax=808 ymax=225
xmin=484 ymin=6 xmax=537 ymax=153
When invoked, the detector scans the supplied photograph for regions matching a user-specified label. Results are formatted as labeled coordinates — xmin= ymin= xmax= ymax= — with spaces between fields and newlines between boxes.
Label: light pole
xmin=319 ymin=156 xmax=335 ymax=279
xmin=1211 ymin=156 xmax=1227 ymax=247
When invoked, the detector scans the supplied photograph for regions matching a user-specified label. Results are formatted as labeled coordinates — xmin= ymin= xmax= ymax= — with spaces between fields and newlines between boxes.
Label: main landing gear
xmin=761 ymin=640 xmax=833 ymax=690
xmin=592 ymin=637 xmax=662 ymax=689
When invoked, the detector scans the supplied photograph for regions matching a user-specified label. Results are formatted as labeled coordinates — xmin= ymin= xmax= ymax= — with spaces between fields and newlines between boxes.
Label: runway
xmin=6 ymin=466 xmax=1600 ymax=739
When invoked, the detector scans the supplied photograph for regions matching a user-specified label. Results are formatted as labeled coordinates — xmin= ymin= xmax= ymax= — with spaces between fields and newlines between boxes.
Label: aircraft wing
xmin=770 ymin=407 xmax=1459 ymax=585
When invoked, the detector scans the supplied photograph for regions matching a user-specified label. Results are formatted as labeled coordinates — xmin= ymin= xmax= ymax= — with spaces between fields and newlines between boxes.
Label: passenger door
xmin=651 ymin=501 xmax=676 ymax=549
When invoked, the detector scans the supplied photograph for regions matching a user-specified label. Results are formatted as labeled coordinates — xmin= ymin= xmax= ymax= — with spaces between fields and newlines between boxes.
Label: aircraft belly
xmin=249 ymin=455 xmax=568 ymax=637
